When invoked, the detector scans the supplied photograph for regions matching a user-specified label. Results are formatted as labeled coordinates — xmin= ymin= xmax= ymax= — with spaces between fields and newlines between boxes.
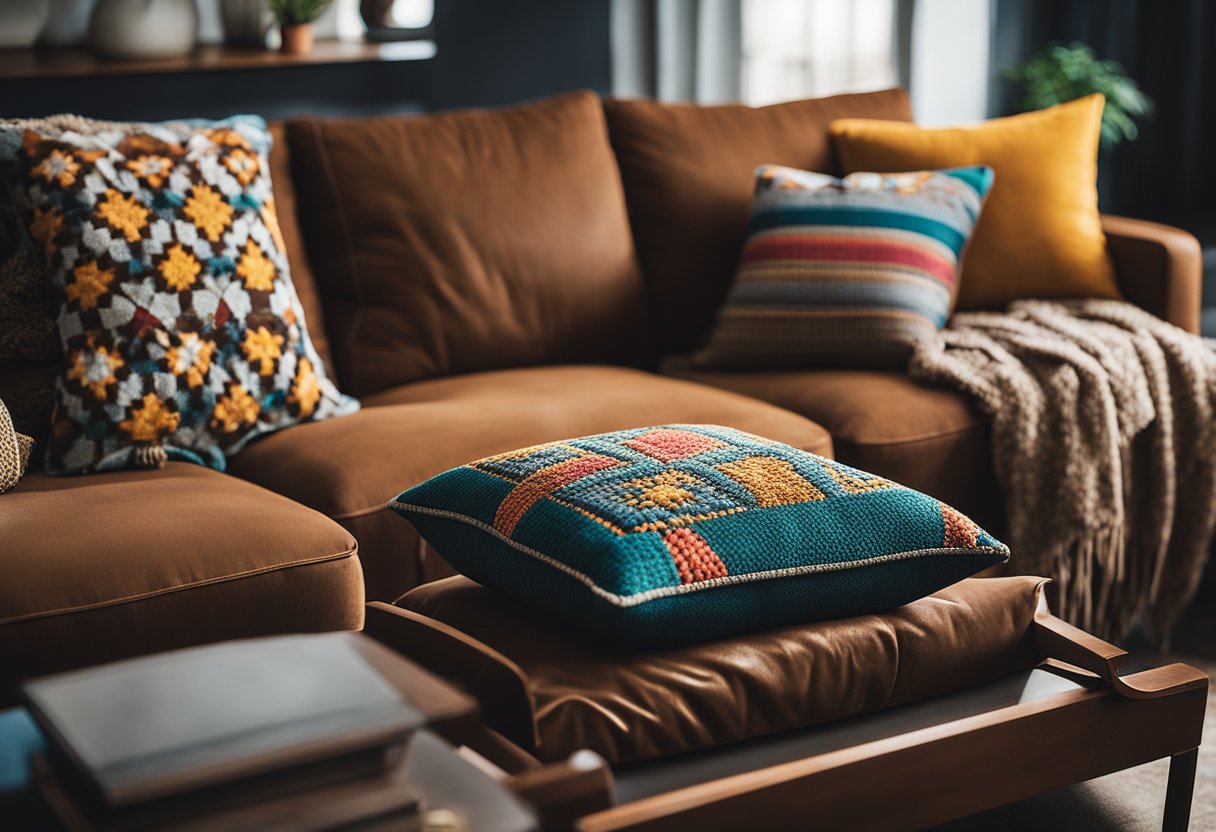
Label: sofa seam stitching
xmin=334 ymin=503 xmax=390 ymax=521
xmin=832 ymin=420 xmax=990 ymax=449
xmin=0 ymin=545 xmax=358 ymax=627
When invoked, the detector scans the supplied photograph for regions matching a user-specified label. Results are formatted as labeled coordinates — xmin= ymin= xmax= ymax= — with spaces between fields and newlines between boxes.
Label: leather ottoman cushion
xmin=226 ymin=365 xmax=833 ymax=601
xmin=286 ymin=91 xmax=650 ymax=397
xmin=396 ymin=574 xmax=1048 ymax=763
xmin=665 ymin=363 xmax=1001 ymax=532
xmin=0 ymin=463 xmax=363 ymax=698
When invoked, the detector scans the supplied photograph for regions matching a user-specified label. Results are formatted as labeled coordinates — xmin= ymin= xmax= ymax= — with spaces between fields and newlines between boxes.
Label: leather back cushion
xmin=286 ymin=91 xmax=651 ymax=397
xmin=604 ymin=89 xmax=914 ymax=356
xmin=267 ymin=122 xmax=335 ymax=381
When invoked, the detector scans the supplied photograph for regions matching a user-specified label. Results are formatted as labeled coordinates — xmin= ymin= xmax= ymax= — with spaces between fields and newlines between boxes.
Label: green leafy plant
xmin=1004 ymin=42 xmax=1152 ymax=149
xmin=269 ymin=0 xmax=332 ymax=26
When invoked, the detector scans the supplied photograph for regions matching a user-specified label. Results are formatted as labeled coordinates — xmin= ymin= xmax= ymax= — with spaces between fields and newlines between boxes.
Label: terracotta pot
xmin=280 ymin=23 xmax=314 ymax=55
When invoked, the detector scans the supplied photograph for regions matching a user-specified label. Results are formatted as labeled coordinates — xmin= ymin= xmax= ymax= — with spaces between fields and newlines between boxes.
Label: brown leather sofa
xmin=0 ymin=88 xmax=1200 ymax=695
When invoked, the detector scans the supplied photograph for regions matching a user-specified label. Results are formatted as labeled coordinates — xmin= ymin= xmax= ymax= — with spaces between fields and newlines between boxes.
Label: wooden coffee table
xmin=366 ymin=594 xmax=1210 ymax=831
xmin=0 ymin=640 xmax=539 ymax=832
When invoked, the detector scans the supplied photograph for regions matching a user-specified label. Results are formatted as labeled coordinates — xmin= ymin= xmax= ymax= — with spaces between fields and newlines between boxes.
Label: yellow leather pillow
xmin=831 ymin=94 xmax=1119 ymax=310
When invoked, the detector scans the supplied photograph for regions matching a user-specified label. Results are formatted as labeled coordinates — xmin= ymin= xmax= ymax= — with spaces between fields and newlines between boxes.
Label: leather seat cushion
xmin=397 ymin=574 xmax=1048 ymax=763
xmin=0 ymin=463 xmax=363 ymax=699
xmin=227 ymin=365 xmax=833 ymax=601
xmin=665 ymin=363 xmax=1002 ymax=532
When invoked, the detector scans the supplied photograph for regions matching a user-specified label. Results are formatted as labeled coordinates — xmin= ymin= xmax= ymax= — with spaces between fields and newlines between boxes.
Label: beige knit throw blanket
xmin=909 ymin=299 xmax=1216 ymax=640
xmin=0 ymin=398 xmax=33 ymax=494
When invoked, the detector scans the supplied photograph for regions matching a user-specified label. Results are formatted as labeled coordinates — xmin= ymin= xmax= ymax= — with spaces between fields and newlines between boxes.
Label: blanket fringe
xmin=1044 ymin=525 xmax=1133 ymax=637
xmin=910 ymin=299 xmax=1216 ymax=643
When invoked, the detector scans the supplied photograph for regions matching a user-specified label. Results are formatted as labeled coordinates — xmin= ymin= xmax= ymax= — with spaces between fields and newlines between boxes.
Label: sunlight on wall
xmin=909 ymin=0 xmax=989 ymax=124
xmin=742 ymin=0 xmax=897 ymax=106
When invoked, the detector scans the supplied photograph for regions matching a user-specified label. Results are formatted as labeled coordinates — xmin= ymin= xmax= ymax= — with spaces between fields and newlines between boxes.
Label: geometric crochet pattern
xmin=390 ymin=425 xmax=1009 ymax=647
xmin=0 ymin=115 xmax=357 ymax=474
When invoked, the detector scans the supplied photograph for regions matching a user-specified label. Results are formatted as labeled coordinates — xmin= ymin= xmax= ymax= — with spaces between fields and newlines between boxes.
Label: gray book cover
xmin=23 ymin=633 xmax=424 ymax=807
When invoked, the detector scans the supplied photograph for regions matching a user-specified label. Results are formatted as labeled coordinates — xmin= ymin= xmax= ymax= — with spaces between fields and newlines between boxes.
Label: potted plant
xmin=270 ymin=0 xmax=331 ymax=55
xmin=1004 ymin=42 xmax=1152 ymax=150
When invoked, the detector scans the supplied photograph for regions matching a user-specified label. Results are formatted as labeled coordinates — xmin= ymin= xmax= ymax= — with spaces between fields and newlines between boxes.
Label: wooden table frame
xmin=365 ymin=597 xmax=1209 ymax=832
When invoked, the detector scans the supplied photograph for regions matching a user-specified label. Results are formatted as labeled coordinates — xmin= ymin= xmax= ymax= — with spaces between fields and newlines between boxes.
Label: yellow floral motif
xmin=66 ymin=339 xmax=124 ymax=400
xmin=31 ymin=148 xmax=80 ymax=187
xmin=160 ymin=244 xmax=202 ymax=291
xmin=66 ymin=261 xmax=114 ymax=311
xmin=164 ymin=332 xmax=215 ymax=389
xmin=261 ymin=199 xmax=286 ymax=255
xmin=236 ymin=240 xmax=276 ymax=291
xmin=96 ymin=189 xmax=149 ymax=243
xmin=223 ymin=147 xmax=259 ymax=185
xmin=126 ymin=155 xmax=175 ymax=188
xmin=28 ymin=207 xmax=63 ymax=256
xmin=207 ymin=128 xmax=252 ymax=150
xmin=183 ymin=184 xmax=234 ymax=242
xmin=212 ymin=384 xmax=260 ymax=433
xmin=289 ymin=357 xmax=321 ymax=418
xmin=119 ymin=393 xmax=180 ymax=442
xmin=621 ymin=471 xmax=701 ymax=510
xmin=243 ymin=326 xmax=284 ymax=375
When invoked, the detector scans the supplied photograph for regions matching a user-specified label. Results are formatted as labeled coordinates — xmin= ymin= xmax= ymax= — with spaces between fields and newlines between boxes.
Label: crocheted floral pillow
xmin=389 ymin=425 xmax=1008 ymax=646
xmin=0 ymin=115 xmax=357 ymax=474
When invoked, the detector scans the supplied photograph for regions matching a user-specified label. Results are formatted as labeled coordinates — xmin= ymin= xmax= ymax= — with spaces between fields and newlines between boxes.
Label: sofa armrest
xmin=1102 ymin=214 xmax=1203 ymax=333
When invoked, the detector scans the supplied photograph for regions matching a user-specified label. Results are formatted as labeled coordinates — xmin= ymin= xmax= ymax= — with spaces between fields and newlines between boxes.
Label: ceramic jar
xmin=221 ymin=0 xmax=274 ymax=47
xmin=90 ymin=0 xmax=199 ymax=60
xmin=0 ymin=0 xmax=50 ymax=48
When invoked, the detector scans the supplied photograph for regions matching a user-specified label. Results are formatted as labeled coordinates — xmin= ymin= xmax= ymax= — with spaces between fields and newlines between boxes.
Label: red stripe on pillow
xmin=742 ymin=235 xmax=957 ymax=287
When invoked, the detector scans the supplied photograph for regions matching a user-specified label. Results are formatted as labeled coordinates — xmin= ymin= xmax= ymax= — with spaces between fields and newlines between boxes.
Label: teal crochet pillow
xmin=389 ymin=425 xmax=1008 ymax=646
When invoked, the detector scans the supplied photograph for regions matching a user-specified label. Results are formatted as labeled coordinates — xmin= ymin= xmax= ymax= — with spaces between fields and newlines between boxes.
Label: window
xmin=741 ymin=0 xmax=897 ymax=106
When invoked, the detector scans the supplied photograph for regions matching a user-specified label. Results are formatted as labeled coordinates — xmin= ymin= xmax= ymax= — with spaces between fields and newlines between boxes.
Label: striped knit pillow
xmin=694 ymin=164 xmax=993 ymax=368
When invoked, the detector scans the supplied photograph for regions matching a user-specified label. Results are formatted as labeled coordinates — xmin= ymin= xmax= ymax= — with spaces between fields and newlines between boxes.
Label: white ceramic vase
xmin=90 ymin=0 xmax=199 ymax=60
xmin=0 ymin=0 xmax=50 ymax=48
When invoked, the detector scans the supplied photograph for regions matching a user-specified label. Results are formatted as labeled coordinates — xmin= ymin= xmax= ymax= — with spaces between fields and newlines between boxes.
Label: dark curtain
xmin=989 ymin=0 xmax=1216 ymax=221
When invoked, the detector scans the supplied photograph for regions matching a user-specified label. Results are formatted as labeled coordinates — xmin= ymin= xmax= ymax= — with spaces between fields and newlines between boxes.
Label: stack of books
xmin=23 ymin=633 xmax=433 ymax=831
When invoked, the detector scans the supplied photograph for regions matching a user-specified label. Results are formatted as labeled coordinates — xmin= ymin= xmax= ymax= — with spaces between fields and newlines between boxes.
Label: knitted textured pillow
xmin=0 ymin=115 xmax=357 ymax=474
xmin=389 ymin=425 xmax=1008 ymax=646
xmin=693 ymin=164 xmax=992 ymax=369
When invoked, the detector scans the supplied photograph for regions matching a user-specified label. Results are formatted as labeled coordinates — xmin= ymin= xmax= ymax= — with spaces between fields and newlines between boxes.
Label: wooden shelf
xmin=0 ymin=40 xmax=436 ymax=82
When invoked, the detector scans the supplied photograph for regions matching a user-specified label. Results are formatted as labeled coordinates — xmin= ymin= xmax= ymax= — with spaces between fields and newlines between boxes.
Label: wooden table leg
xmin=1163 ymin=748 xmax=1199 ymax=832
